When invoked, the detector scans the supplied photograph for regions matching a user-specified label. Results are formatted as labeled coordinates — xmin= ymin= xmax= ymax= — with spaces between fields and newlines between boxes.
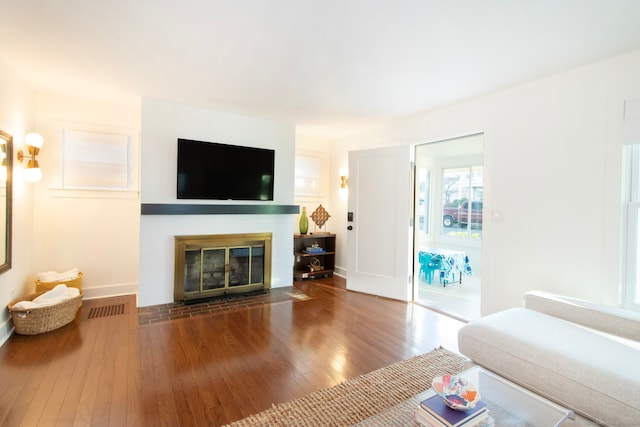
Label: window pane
xmin=442 ymin=167 xmax=483 ymax=239
xmin=624 ymin=145 xmax=640 ymax=308
xmin=63 ymin=129 xmax=131 ymax=189
xmin=636 ymin=211 xmax=640 ymax=304
xmin=416 ymin=168 xmax=430 ymax=233
xmin=295 ymin=155 xmax=322 ymax=196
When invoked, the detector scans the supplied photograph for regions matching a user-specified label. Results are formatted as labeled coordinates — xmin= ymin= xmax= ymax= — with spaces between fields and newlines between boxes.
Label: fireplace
xmin=174 ymin=233 xmax=272 ymax=302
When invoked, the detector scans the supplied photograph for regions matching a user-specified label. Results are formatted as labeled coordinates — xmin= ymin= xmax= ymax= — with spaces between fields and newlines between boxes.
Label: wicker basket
xmin=35 ymin=272 xmax=83 ymax=292
xmin=7 ymin=290 xmax=83 ymax=335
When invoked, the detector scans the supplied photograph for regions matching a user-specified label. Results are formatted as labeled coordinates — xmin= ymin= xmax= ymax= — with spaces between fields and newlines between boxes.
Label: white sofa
xmin=458 ymin=291 xmax=640 ymax=426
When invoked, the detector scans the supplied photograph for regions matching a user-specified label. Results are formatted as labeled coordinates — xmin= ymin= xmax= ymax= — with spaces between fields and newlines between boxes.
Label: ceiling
xmin=2 ymin=0 xmax=640 ymax=138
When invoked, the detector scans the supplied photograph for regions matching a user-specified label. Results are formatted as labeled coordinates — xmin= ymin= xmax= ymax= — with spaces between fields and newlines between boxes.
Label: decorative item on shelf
xmin=299 ymin=206 xmax=309 ymax=235
xmin=17 ymin=132 xmax=43 ymax=182
xmin=304 ymin=241 xmax=324 ymax=253
xmin=308 ymin=257 xmax=323 ymax=272
xmin=310 ymin=204 xmax=331 ymax=234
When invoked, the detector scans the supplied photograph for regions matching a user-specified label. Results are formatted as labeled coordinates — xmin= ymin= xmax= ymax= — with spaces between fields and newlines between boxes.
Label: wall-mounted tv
xmin=177 ymin=139 xmax=275 ymax=201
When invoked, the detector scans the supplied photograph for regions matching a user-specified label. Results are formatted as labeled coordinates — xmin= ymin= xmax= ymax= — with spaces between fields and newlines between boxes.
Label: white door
xmin=346 ymin=145 xmax=412 ymax=300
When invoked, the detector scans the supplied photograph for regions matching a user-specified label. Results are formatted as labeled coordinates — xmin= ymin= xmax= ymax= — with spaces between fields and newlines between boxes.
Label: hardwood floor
xmin=0 ymin=278 xmax=464 ymax=426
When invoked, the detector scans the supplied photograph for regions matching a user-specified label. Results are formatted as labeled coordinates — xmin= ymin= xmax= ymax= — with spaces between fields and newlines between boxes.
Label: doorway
xmin=413 ymin=134 xmax=483 ymax=321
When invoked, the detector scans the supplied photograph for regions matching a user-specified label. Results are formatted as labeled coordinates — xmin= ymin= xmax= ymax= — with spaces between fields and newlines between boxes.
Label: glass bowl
xmin=431 ymin=373 xmax=481 ymax=411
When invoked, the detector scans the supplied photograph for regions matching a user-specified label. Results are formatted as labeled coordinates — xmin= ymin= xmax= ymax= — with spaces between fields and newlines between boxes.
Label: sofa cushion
xmin=524 ymin=290 xmax=640 ymax=342
xmin=458 ymin=307 xmax=640 ymax=426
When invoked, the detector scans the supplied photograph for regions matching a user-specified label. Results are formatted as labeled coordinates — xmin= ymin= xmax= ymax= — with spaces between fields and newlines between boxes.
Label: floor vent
xmin=87 ymin=304 xmax=125 ymax=319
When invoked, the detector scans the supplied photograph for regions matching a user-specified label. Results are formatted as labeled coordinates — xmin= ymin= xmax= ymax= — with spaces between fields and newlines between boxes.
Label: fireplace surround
xmin=174 ymin=233 xmax=272 ymax=302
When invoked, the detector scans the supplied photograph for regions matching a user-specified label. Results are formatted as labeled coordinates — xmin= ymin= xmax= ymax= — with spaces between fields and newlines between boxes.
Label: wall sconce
xmin=17 ymin=133 xmax=43 ymax=182
xmin=339 ymin=168 xmax=348 ymax=189
xmin=0 ymin=141 xmax=7 ymax=182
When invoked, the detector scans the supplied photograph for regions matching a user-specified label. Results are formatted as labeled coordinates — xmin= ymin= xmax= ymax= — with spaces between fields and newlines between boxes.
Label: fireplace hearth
xmin=174 ymin=233 xmax=272 ymax=302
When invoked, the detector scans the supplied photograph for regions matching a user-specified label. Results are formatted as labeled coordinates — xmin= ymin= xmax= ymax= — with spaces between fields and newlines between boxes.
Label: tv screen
xmin=177 ymin=139 xmax=275 ymax=201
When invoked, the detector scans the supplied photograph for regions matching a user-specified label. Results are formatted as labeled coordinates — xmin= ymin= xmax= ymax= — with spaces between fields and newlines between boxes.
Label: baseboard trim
xmin=81 ymin=282 xmax=138 ymax=301
xmin=0 ymin=319 xmax=13 ymax=347
xmin=334 ymin=266 xmax=347 ymax=277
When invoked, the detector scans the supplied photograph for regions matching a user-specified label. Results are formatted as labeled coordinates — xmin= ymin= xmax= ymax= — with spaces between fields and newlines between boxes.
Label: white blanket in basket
xmin=36 ymin=267 xmax=80 ymax=283
xmin=12 ymin=285 xmax=80 ymax=310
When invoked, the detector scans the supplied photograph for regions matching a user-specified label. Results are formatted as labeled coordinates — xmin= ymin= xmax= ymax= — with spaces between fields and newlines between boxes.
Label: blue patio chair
xmin=419 ymin=252 xmax=443 ymax=285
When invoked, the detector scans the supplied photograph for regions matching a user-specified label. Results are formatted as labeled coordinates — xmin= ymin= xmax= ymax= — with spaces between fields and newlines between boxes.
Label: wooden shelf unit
xmin=293 ymin=234 xmax=336 ymax=280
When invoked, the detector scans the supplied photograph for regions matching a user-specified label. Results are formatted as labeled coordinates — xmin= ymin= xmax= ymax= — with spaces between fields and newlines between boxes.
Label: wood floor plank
xmin=37 ymin=326 xmax=86 ymax=426
xmin=91 ymin=317 xmax=121 ymax=426
xmin=55 ymin=310 xmax=101 ymax=427
xmin=142 ymin=325 xmax=181 ymax=426
xmin=125 ymin=331 xmax=143 ymax=427
xmin=0 ymin=332 xmax=53 ymax=426
xmin=0 ymin=278 xmax=464 ymax=426
xmin=13 ymin=328 xmax=79 ymax=427
xmin=137 ymin=327 xmax=160 ymax=424
xmin=108 ymin=314 xmax=131 ymax=427
xmin=73 ymin=315 xmax=111 ymax=427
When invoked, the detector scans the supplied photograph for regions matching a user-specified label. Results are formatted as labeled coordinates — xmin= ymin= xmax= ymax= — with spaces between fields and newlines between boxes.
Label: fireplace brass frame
xmin=174 ymin=233 xmax=272 ymax=302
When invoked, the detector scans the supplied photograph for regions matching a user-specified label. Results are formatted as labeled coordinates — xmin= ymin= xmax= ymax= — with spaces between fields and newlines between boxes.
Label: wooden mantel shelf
xmin=141 ymin=203 xmax=299 ymax=215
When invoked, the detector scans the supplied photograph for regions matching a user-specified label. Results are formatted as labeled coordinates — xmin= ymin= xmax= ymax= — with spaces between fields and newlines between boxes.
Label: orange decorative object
xmin=462 ymin=390 xmax=477 ymax=402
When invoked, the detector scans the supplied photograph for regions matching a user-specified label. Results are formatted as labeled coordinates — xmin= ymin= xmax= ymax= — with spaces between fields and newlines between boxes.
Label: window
xmin=62 ymin=129 xmax=131 ymax=190
xmin=416 ymin=168 xmax=430 ymax=233
xmin=624 ymin=144 xmax=640 ymax=308
xmin=441 ymin=166 xmax=483 ymax=239
xmin=294 ymin=154 xmax=322 ymax=197
xmin=623 ymin=100 xmax=640 ymax=309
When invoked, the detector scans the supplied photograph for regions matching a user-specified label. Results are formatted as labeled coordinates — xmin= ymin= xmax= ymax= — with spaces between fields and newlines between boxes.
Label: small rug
xmin=226 ymin=347 xmax=466 ymax=426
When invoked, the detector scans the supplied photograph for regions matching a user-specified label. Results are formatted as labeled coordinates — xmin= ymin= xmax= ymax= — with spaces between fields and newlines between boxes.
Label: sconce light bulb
xmin=24 ymin=159 xmax=42 ymax=182
xmin=23 ymin=168 xmax=42 ymax=183
xmin=25 ymin=133 xmax=43 ymax=149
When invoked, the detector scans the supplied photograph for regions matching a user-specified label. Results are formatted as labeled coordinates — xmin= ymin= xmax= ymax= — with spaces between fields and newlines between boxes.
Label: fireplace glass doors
xmin=175 ymin=233 xmax=271 ymax=302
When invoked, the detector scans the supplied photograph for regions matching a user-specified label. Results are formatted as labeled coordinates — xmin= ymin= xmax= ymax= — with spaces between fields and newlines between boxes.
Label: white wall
xmin=295 ymin=129 xmax=349 ymax=276
xmin=293 ymin=129 xmax=334 ymax=236
xmin=0 ymin=58 xmax=37 ymax=344
xmin=331 ymin=49 xmax=640 ymax=315
xmin=32 ymin=91 xmax=141 ymax=300
xmin=139 ymin=99 xmax=296 ymax=307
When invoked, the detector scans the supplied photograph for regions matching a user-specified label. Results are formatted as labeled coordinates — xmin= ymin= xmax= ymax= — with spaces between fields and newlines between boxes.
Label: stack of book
xmin=304 ymin=246 xmax=325 ymax=253
xmin=413 ymin=394 xmax=494 ymax=427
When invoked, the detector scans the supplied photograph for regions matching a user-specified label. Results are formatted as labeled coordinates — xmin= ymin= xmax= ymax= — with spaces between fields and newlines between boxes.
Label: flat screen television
xmin=177 ymin=139 xmax=275 ymax=201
